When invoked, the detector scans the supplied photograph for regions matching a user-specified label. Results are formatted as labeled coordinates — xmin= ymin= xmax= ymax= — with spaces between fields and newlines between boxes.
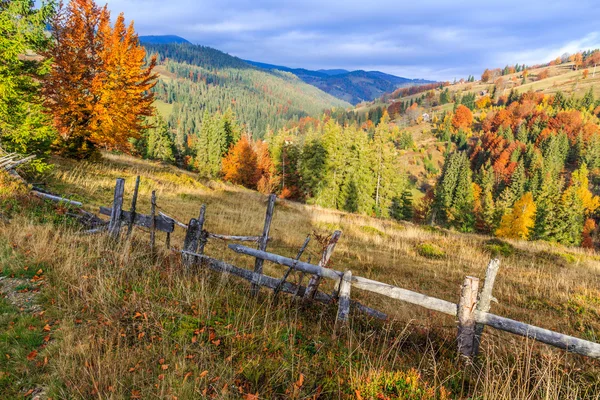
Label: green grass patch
xmin=359 ymin=225 xmax=387 ymax=237
xmin=484 ymin=238 xmax=515 ymax=257
xmin=416 ymin=243 xmax=446 ymax=259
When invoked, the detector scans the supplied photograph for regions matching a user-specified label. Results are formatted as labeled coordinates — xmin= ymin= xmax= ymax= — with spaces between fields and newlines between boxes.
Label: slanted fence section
xmin=86 ymin=177 xmax=600 ymax=360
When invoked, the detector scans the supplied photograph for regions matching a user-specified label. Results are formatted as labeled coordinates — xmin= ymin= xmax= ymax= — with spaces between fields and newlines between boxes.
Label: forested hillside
xmin=144 ymin=43 xmax=349 ymax=150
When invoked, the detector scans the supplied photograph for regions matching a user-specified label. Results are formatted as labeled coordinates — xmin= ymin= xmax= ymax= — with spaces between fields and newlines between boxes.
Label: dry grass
xmin=1 ymin=154 xmax=598 ymax=398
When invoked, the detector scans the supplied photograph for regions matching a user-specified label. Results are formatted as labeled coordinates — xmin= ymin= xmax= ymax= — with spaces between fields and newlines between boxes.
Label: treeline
xmin=135 ymin=109 xmax=414 ymax=219
xmin=147 ymin=43 xmax=349 ymax=147
xmin=427 ymin=89 xmax=600 ymax=247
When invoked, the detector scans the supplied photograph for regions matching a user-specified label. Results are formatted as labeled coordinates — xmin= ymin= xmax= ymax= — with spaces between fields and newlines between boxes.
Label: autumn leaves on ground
xmin=0 ymin=154 xmax=598 ymax=399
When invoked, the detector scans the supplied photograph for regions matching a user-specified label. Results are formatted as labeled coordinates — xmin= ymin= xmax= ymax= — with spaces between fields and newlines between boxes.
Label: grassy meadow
xmin=0 ymin=153 xmax=599 ymax=398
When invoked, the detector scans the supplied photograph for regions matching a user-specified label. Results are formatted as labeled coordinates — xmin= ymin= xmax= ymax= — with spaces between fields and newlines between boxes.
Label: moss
xmin=359 ymin=225 xmax=387 ymax=237
xmin=484 ymin=238 xmax=515 ymax=257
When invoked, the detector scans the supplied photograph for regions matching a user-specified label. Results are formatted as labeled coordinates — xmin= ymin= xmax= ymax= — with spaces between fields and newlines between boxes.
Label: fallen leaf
xmin=158 ymin=374 xmax=165 ymax=381
xmin=131 ymin=389 xmax=141 ymax=399
xmin=211 ymin=339 xmax=221 ymax=346
xmin=295 ymin=373 xmax=304 ymax=388
xmin=26 ymin=350 xmax=38 ymax=360
xmin=183 ymin=372 xmax=192 ymax=382
xmin=161 ymin=364 xmax=169 ymax=370
xmin=244 ymin=393 xmax=259 ymax=400
xmin=42 ymin=324 xmax=51 ymax=332
xmin=199 ymin=370 xmax=208 ymax=378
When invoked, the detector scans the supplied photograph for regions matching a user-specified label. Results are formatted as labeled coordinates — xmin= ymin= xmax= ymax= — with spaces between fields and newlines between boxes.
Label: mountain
xmin=143 ymin=43 xmax=350 ymax=145
xmin=245 ymin=60 xmax=435 ymax=104
xmin=139 ymin=35 xmax=191 ymax=45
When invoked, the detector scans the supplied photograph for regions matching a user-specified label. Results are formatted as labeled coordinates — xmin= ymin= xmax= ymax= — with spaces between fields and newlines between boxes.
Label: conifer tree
xmin=0 ymin=0 xmax=55 ymax=158
xmin=146 ymin=116 xmax=175 ymax=163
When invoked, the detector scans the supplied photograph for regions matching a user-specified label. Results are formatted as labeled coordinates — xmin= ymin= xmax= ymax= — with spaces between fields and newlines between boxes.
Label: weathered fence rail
xmin=71 ymin=177 xmax=600 ymax=360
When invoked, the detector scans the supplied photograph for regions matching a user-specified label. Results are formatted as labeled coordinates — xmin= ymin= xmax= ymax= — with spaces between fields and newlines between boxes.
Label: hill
xmin=245 ymin=60 xmax=434 ymax=104
xmin=142 ymin=43 xmax=349 ymax=165
xmin=0 ymin=153 xmax=598 ymax=398
xmin=139 ymin=35 xmax=191 ymax=44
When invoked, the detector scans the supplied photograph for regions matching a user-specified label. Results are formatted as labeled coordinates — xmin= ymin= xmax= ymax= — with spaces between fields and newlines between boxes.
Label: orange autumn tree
xmin=255 ymin=140 xmax=278 ymax=194
xmin=43 ymin=0 xmax=157 ymax=158
xmin=222 ymin=135 xmax=260 ymax=188
xmin=496 ymin=192 xmax=537 ymax=240
xmin=451 ymin=105 xmax=473 ymax=131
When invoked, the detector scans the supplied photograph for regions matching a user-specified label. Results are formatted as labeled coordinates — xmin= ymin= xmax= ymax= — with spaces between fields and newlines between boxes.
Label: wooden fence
xmin=70 ymin=177 xmax=600 ymax=360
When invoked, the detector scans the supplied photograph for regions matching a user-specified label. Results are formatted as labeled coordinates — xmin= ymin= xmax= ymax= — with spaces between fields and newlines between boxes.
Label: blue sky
xmin=104 ymin=0 xmax=600 ymax=81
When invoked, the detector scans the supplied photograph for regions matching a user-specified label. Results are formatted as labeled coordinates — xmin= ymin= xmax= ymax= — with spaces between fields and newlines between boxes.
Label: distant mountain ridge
xmin=244 ymin=60 xmax=435 ymax=104
xmin=138 ymin=35 xmax=435 ymax=104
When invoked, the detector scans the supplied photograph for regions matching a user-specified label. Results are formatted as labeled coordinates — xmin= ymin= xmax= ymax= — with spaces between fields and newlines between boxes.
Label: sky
xmin=104 ymin=0 xmax=600 ymax=81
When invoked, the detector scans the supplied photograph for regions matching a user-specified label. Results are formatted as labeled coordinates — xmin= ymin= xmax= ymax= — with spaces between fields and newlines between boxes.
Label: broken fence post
xmin=150 ymin=190 xmax=157 ymax=251
xmin=303 ymin=230 xmax=342 ymax=301
xmin=196 ymin=205 xmax=207 ymax=255
xmin=457 ymin=276 xmax=480 ymax=359
xmin=126 ymin=176 xmax=141 ymax=238
xmin=251 ymin=194 xmax=276 ymax=296
xmin=108 ymin=178 xmax=125 ymax=239
xmin=182 ymin=218 xmax=200 ymax=267
xmin=473 ymin=259 xmax=500 ymax=356
xmin=335 ymin=270 xmax=353 ymax=333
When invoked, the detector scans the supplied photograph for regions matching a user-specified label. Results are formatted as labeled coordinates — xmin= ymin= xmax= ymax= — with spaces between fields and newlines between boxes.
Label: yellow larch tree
xmin=496 ymin=192 xmax=537 ymax=240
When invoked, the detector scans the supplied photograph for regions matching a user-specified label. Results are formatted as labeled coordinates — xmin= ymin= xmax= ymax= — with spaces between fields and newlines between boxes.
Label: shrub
xmin=484 ymin=238 xmax=515 ymax=257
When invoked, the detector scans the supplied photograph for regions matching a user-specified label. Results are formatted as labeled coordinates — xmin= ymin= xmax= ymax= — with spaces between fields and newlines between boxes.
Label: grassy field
xmin=1 ymin=153 xmax=599 ymax=398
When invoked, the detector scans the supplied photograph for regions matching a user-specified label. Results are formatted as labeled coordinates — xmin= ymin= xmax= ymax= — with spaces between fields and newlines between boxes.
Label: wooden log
xmin=108 ymin=178 xmax=125 ymax=239
xmin=457 ymin=276 xmax=480 ymax=358
xmin=150 ymin=191 xmax=157 ymax=251
xmin=351 ymin=275 xmax=458 ymax=316
xmin=31 ymin=191 xmax=83 ymax=207
xmin=228 ymin=244 xmax=342 ymax=281
xmin=99 ymin=207 xmax=174 ymax=233
xmin=474 ymin=259 xmax=500 ymax=356
xmin=304 ymin=230 xmax=342 ymax=301
xmin=182 ymin=218 xmax=200 ymax=267
xmin=196 ymin=205 xmax=207 ymax=255
xmin=335 ymin=270 xmax=353 ymax=331
xmin=126 ymin=176 xmax=141 ymax=238
xmin=3 ymin=154 xmax=36 ymax=170
xmin=207 ymin=233 xmax=264 ymax=242
xmin=251 ymin=194 xmax=276 ymax=296
xmin=0 ymin=154 xmax=20 ymax=169
xmin=474 ymin=310 xmax=600 ymax=359
xmin=273 ymin=235 xmax=311 ymax=303
xmin=181 ymin=250 xmax=386 ymax=320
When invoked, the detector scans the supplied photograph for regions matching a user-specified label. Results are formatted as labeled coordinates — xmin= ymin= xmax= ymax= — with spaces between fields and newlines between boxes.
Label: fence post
xmin=182 ymin=218 xmax=200 ymax=268
xmin=473 ymin=259 xmax=500 ymax=356
xmin=150 ymin=190 xmax=157 ymax=251
xmin=126 ymin=176 xmax=140 ymax=238
xmin=273 ymin=235 xmax=311 ymax=304
xmin=303 ymin=230 xmax=342 ymax=301
xmin=108 ymin=178 xmax=125 ymax=239
xmin=457 ymin=276 xmax=480 ymax=359
xmin=196 ymin=205 xmax=207 ymax=255
xmin=251 ymin=194 xmax=276 ymax=296
xmin=335 ymin=270 xmax=353 ymax=334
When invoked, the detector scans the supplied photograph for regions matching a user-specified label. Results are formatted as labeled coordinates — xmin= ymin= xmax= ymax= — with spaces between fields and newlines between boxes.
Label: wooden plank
xmin=335 ymin=270 xmax=353 ymax=330
xmin=196 ymin=205 xmax=207 ymax=255
xmin=4 ymin=154 xmax=36 ymax=170
xmin=474 ymin=259 xmax=500 ymax=356
xmin=158 ymin=211 xmax=188 ymax=229
xmin=150 ymin=191 xmax=157 ymax=251
xmin=273 ymin=235 xmax=311 ymax=303
xmin=251 ymin=194 xmax=276 ymax=296
xmin=181 ymin=250 xmax=386 ymax=320
xmin=99 ymin=207 xmax=175 ymax=233
xmin=228 ymin=244 xmax=342 ymax=281
xmin=126 ymin=176 xmax=141 ymax=238
xmin=304 ymin=230 xmax=342 ymax=301
xmin=351 ymin=276 xmax=458 ymax=316
xmin=31 ymin=191 xmax=83 ymax=207
xmin=474 ymin=310 xmax=600 ymax=359
xmin=457 ymin=276 xmax=479 ymax=358
xmin=108 ymin=178 xmax=125 ymax=239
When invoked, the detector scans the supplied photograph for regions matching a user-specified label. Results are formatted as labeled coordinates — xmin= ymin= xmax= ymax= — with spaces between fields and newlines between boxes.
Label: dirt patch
xmin=0 ymin=276 xmax=42 ymax=312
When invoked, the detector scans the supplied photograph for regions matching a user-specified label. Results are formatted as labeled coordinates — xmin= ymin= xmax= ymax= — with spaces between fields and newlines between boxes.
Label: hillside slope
xmin=245 ymin=60 xmax=434 ymax=104
xmin=145 ymin=43 xmax=350 ymax=139
xmin=3 ymin=152 xmax=594 ymax=398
